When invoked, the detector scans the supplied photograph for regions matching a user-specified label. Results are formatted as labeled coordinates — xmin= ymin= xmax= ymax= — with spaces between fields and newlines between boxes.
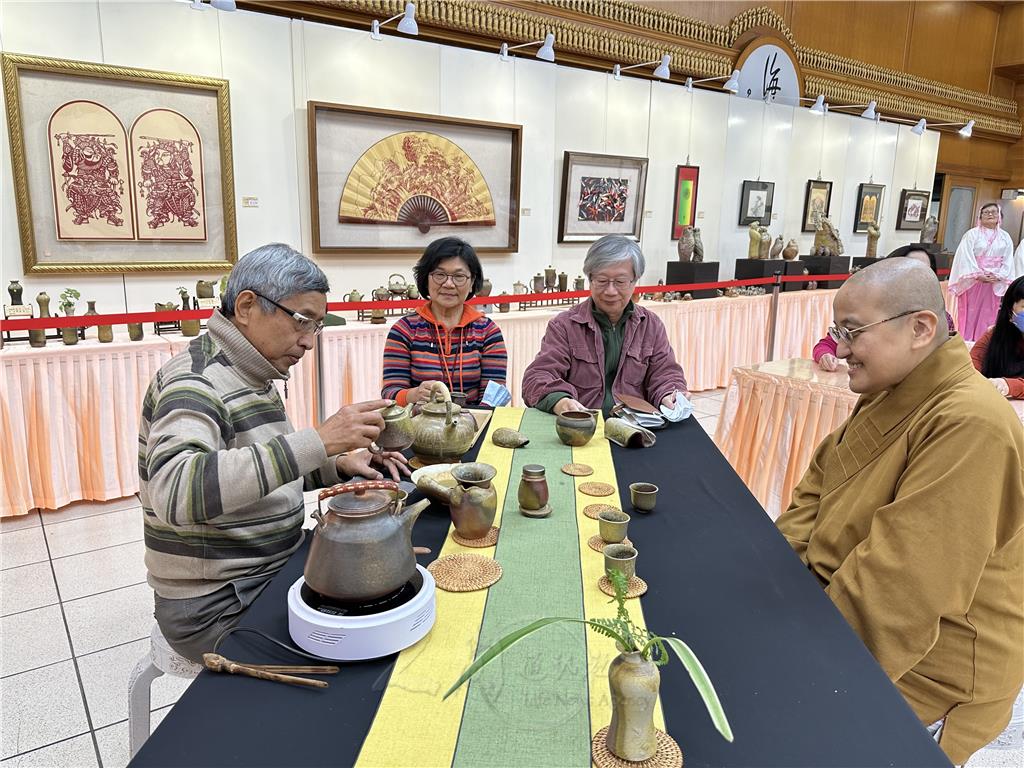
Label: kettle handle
xmin=318 ymin=480 xmax=399 ymax=501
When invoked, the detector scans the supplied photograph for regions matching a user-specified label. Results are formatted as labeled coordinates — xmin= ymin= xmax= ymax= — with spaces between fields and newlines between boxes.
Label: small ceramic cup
xmin=555 ymin=410 xmax=597 ymax=447
xmin=449 ymin=391 xmax=469 ymax=407
xmin=603 ymin=544 xmax=637 ymax=581
xmin=598 ymin=509 xmax=630 ymax=544
xmin=629 ymin=482 xmax=658 ymax=514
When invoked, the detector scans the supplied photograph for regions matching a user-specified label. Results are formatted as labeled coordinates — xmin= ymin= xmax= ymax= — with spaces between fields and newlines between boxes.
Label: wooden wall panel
xmin=994 ymin=1 xmax=1024 ymax=69
xmin=907 ymin=2 xmax=1000 ymax=94
xmin=632 ymin=1 xmax=789 ymax=28
xmin=937 ymin=133 xmax=1011 ymax=180
xmin=789 ymin=1 xmax=912 ymax=72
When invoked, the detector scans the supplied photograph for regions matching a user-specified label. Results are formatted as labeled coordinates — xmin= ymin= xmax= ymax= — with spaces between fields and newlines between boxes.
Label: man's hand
xmin=989 ymin=377 xmax=1010 ymax=397
xmin=553 ymin=397 xmax=587 ymax=416
xmin=410 ymin=381 xmax=444 ymax=404
xmin=337 ymin=449 xmax=411 ymax=481
xmin=660 ymin=392 xmax=687 ymax=409
xmin=316 ymin=400 xmax=389 ymax=456
xmin=818 ymin=353 xmax=841 ymax=372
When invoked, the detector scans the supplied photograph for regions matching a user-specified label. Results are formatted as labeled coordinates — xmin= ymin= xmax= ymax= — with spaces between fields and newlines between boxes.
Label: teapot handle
xmin=318 ymin=480 xmax=399 ymax=501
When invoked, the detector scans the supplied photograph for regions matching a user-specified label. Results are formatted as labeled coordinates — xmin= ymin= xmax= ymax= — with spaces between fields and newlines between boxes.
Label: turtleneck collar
xmin=207 ymin=310 xmax=288 ymax=388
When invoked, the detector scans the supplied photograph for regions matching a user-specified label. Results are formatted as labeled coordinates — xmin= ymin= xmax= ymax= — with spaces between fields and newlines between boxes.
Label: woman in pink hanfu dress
xmin=950 ymin=203 xmax=1022 ymax=341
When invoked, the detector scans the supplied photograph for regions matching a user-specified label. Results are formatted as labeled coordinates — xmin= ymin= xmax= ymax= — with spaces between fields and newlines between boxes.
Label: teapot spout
xmin=399 ymin=497 xmax=431 ymax=528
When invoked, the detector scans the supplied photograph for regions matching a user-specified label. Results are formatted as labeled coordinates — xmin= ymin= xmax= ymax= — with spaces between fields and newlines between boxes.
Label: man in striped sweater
xmin=139 ymin=243 xmax=406 ymax=662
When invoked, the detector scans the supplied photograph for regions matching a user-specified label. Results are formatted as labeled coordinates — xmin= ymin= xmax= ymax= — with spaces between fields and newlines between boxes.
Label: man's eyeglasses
xmin=826 ymin=309 xmax=924 ymax=345
xmin=429 ymin=270 xmax=471 ymax=287
xmin=251 ymin=291 xmax=324 ymax=336
xmin=591 ymin=278 xmax=636 ymax=291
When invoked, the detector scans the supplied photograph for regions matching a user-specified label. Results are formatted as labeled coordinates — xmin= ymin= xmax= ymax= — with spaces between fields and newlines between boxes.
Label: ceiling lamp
xmin=809 ymin=95 xmax=826 ymax=115
xmin=613 ymin=54 xmax=671 ymax=81
xmin=911 ymin=118 xmax=927 ymax=135
xmin=371 ymin=2 xmax=418 ymax=40
xmin=685 ymin=69 xmax=740 ymax=94
xmin=499 ymin=33 xmax=555 ymax=63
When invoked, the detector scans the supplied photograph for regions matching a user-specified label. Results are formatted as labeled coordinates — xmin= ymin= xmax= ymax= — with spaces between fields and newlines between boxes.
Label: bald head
xmin=844 ymin=258 xmax=948 ymax=344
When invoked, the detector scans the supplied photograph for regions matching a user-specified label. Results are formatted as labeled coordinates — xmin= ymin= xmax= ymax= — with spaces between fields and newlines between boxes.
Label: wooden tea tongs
xmin=202 ymin=653 xmax=339 ymax=689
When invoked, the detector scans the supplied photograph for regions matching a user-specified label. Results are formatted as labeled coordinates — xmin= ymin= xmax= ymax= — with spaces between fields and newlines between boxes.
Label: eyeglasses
xmin=251 ymin=291 xmax=324 ymax=336
xmin=826 ymin=309 xmax=924 ymax=345
xmin=591 ymin=277 xmax=636 ymax=291
xmin=429 ymin=270 xmax=471 ymax=287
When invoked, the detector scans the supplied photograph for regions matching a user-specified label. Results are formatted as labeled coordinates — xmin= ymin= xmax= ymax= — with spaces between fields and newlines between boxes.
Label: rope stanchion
xmin=766 ymin=271 xmax=782 ymax=362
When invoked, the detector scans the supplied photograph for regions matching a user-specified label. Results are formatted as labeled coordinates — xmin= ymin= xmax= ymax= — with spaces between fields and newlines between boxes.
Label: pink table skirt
xmin=1 ymin=289 xmax=840 ymax=517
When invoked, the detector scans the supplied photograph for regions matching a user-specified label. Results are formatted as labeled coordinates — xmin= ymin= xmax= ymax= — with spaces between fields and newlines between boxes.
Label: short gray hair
xmin=222 ymin=243 xmax=329 ymax=317
xmin=582 ymin=235 xmax=645 ymax=280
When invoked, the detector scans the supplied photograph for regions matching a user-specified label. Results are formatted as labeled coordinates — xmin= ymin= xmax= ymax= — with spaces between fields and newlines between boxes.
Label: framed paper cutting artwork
xmin=308 ymin=102 xmax=522 ymax=255
xmin=558 ymin=151 xmax=648 ymax=243
xmin=802 ymin=180 xmax=832 ymax=232
xmin=738 ymin=180 xmax=774 ymax=226
xmin=854 ymin=183 xmax=885 ymax=233
xmin=670 ymin=165 xmax=699 ymax=240
xmin=896 ymin=189 xmax=929 ymax=230
xmin=2 ymin=53 xmax=236 ymax=273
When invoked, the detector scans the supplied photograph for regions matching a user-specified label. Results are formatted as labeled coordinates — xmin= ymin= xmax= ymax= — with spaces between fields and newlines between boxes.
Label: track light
xmin=499 ymin=33 xmax=555 ymax=63
xmin=371 ymin=2 xmax=418 ymax=40
xmin=613 ymin=54 xmax=671 ymax=81
xmin=911 ymin=118 xmax=927 ymax=135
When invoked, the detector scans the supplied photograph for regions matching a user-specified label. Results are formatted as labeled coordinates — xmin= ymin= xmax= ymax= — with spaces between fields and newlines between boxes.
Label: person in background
xmin=949 ymin=202 xmax=1023 ymax=342
xmin=382 ymin=237 xmax=507 ymax=407
xmin=971 ymin=274 xmax=1024 ymax=399
xmin=522 ymin=235 xmax=687 ymax=415
xmin=813 ymin=244 xmax=954 ymax=371
xmin=777 ymin=258 xmax=1023 ymax=766
xmin=140 ymin=244 xmax=408 ymax=662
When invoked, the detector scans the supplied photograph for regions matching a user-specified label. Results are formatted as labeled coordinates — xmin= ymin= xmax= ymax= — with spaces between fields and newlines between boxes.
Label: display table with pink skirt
xmin=715 ymin=356 xmax=1024 ymax=520
xmin=1 ymin=289 xmax=838 ymax=517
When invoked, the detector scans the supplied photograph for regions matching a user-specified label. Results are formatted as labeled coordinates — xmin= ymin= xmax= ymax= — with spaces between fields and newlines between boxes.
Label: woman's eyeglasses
xmin=429 ymin=271 xmax=471 ymax=287
xmin=591 ymin=278 xmax=636 ymax=291
xmin=251 ymin=291 xmax=324 ymax=336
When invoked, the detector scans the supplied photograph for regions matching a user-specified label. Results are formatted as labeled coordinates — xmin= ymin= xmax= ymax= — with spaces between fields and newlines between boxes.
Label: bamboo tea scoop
xmin=202 ymin=653 xmax=336 ymax=689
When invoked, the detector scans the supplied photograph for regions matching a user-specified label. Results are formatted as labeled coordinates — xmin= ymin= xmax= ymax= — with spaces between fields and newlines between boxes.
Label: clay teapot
xmin=388 ymin=274 xmax=408 ymax=297
xmin=305 ymin=480 xmax=430 ymax=601
xmin=344 ymin=288 xmax=364 ymax=303
xmin=372 ymin=285 xmax=390 ymax=302
xmin=409 ymin=382 xmax=478 ymax=464
xmin=513 ymin=280 xmax=528 ymax=295
xmin=375 ymin=402 xmax=416 ymax=452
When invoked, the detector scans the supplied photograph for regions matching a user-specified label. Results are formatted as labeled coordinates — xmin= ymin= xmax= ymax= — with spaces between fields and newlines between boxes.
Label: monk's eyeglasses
xmin=827 ymin=309 xmax=924 ymax=345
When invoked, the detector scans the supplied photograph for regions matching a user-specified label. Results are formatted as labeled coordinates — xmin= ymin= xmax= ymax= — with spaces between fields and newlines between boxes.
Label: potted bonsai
xmin=444 ymin=569 xmax=733 ymax=761
xmin=58 ymin=288 xmax=81 ymax=345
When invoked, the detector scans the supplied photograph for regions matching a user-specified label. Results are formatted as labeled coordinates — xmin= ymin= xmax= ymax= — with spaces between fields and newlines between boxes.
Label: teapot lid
xmin=381 ymin=403 xmax=409 ymax=421
xmin=327 ymin=486 xmax=396 ymax=516
xmin=421 ymin=398 xmax=461 ymax=416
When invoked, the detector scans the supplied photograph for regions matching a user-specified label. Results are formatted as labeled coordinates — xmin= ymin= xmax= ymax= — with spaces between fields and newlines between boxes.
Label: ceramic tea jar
xmin=127 ymin=323 xmax=145 ymax=342
xmin=496 ymin=292 xmax=511 ymax=313
xmin=574 ymin=275 xmax=586 ymax=291
xmin=8 ymin=280 xmax=23 ymax=305
xmin=606 ymin=651 xmax=660 ymax=761
xmin=479 ymin=278 xmax=493 ymax=298
xmin=558 ymin=271 xmax=568 ymax=291
xmin=518 ymin=464 xmax=549 ymax=513
xmin=29 ymin=292 xmax=49 ymax=348
xmin=555 ymin=410 xmax=597 ymax=447
xmin=544 ymin=265 xmax=556 ymax=288
xmin=196 ymin=280 xmax=216 ymax=299
xmin=531 ymin=273 xmax=544 ymax=292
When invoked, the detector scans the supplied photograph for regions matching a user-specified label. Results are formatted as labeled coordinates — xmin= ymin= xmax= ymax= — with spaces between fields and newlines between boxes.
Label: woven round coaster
xmin=591 ymin=726 xmax=682 ymax=768
xmin=428 ymin=554 xmax=502 ymax=592
xmin=587 ymin=534 xmax=633 ymax=553
xmin=583 ymin=503 xmax=621 ymax=520
xmin=579 ymin=481 xmax=615 ymax=497
xmin=598 ymin=574 xmax=648 ymax=599
xmin=561 ymin=462 xmax=594 ymax=477
xmin=451 ymin=526 xmax=499 ymax=548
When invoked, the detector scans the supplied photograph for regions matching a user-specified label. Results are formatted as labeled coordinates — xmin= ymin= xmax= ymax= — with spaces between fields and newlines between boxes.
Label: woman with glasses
xmin=382 ymin=237 xmax=507 ymax=407
xmin=971 ymin=275 xmax=1024 ymax=399
xmin=949 ymin=202 xmax=1023 ymax=341
xmin=522 ymin=234 xmax=687 ymax=415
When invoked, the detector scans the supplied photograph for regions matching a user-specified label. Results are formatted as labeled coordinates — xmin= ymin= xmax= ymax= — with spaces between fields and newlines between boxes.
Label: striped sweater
xmin=382 ymin=304 xmax=507 ymax=406
xmin=139 ymin=311 xmax=340 ymax=600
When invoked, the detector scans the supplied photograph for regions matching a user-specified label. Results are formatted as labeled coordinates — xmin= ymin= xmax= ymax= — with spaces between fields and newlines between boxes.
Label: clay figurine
xmin=769 ymin=235 xmax=783 ymax=260
xmin=812 ymin=216 xmax=845 ymax=258
xmin=747 ymin=222 xmax=762 ymax=259
xmin=921 ymin=215 xmax=939 ymax=244
xmin=865 ymin=220 xmax=881 ymax=258
xmin=757 ymin=226 xmax=771 ymax=259
xmin=692 ymin=227 xmax=704 ymax=263
xmin=782 ymin=238 xmax=799 ymax=261
xmin=677 ymin=226 xmax=695 ymax=262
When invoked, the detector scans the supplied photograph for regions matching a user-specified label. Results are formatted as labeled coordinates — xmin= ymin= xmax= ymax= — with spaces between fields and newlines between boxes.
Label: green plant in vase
xmin=445 ymin=569 xmax=733 ymax=762
xmin=58 ymin=288 xmax=81 ymax=345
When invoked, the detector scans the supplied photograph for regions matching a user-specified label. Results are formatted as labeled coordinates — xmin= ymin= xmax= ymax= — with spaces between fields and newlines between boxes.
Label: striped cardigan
xmin=139 ymin=311 xmax=340 ymax=600
xmin=382 ymin=304 xmax=507 ymax=406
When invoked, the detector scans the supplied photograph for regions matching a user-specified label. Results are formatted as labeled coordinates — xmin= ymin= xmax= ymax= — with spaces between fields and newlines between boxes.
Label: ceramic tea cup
xmin=603 ymin=543 xmax=637 ymax=581
xmin=555 ymin=410 xmax=597 ymax=447
xmin=598 ymin=509 xmax=630 ymax=544
xmin=449 ymin=391 xmax=469 ymax=408
xmin=629 ymin=482 xmax=658 ymax=513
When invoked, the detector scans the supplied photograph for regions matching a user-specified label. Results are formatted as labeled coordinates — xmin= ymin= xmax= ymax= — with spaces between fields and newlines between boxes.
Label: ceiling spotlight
xmin=612 ymin=53 xmax=671 ymax=81
xmin=911 ymin=118 xmax=927 ymax=135
xmin=371 ymin=2 xmax=418 ymax=40
xmin=499 ymin=32 xmax=555 ymax=63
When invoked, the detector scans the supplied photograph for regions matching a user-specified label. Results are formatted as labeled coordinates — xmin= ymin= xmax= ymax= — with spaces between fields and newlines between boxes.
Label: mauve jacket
xmin=521 ymin=299 xmax=687 ymax=409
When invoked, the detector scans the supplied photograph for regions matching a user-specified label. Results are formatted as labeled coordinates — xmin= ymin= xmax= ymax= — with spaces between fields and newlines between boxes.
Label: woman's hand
xmin=553 ymin=397 xmax=587 ymax=416
xmin=337 ymin=450 xmax=411 ymax=481
xmin=410 ymin=381 xmax=444 ymax=404
xmin=818 ymin=353 xmax=841 ymax=372
xmin=989 ymin=377 xmax=1010 ymax=397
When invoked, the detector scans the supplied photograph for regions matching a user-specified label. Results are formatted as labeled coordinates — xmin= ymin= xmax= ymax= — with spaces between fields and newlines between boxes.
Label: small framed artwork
xmin=802 ymin=180 xmax=832 ymax=232
xmin=896 ymin=189 xmax=930 ymax=230
xmin=1001 ymin=188 xmax=1019 ymax=200
xmin=738 ymin=180 xmax=774 ymax=226
xmin=853 ymin=183 xmax=885 ymax=233
xmin=558 ymin=151 xmax=649 ymax=242
xmin=670 ymin=165 xmax=699 ymax=240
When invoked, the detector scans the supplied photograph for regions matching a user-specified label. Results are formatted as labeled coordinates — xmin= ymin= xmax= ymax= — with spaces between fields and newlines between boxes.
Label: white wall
xmin=1 ymin=0 xmax=940 ymax=314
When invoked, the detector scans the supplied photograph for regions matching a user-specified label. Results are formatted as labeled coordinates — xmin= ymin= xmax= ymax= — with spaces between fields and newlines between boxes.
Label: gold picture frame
xmin=2 ymin=53 xmax=237 ymax=273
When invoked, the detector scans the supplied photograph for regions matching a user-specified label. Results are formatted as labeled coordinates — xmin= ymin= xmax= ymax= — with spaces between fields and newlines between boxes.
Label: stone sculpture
xmin=769 ymin=235 xmax=783 ymax=260
xmin=921 ymin=215 xmax=938 ymax=244
xmin=747 ymin=222 xmax=762 ymax=259
xmin=677 ymin=225 xmax=695 ymax=262
xmin=757 ymin=226 xmax=771 ymax=259
xmin=782 ymin=238 xmax=799 ymax=261
xmin=865 ymin=220 xmax=881 ymax=258
xmin=692 ymin=227 xmax=704 ymax=263
xmin=812 ymin=216 xmax=845 ymax=258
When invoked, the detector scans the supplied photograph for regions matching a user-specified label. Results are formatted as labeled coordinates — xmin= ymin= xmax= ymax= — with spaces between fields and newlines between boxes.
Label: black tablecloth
xmin=132 ymin=419 xmax=950 ymax=767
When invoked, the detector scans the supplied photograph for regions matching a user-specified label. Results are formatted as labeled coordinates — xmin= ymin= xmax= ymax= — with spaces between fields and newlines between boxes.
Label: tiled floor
xmin=1 ymin=388 xmax=1019 ymax=767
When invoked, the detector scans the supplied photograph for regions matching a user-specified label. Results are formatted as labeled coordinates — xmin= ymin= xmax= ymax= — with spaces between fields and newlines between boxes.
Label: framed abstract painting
xmin=896 ymin=189 xmax=930 ymax=230
xmin=308 ymin=101 xmax=522 ymax=255
xmin=802 ymin=180 xmax=832 ymax=232
xmin=2 ymin=53 xmax=237 ymax=274
xmin=854 ymin=183 xmax=885 ymax=233
xmin=558 ymin=151 xmax=649 ymax=243
xmin=738 ymin=180 xmax=774 ymax=226
xmin=670 ymin=165 xmax=699 ymax=240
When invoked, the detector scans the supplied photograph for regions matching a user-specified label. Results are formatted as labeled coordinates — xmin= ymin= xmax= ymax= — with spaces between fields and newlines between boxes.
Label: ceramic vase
xmin=29 ymin=291 xmax=49 ymax=348
xmin=96 ymin=302 xmax=114 ymax=343
xmin=544 ymin=266 xmax=556 ymax=288
xmin=574 ymin=275 xmax=586 ymax=291
xmin=606 ymin=651 xmax=660 ymax=761
xmin=558 ymin=272 xmax=568 ymax=291
xmin=8 ymin=280 xmax=24 ymax=305
xmin=61 ymin=307 xmax=78 ymax=346
xmin=196 ymin=280 xmax=216 ymax=299
xmin=127 ymin=323 xmax=144 ymax=342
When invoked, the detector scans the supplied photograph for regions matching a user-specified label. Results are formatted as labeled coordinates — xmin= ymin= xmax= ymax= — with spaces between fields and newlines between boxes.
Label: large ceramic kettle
xmin=409 ymin=382 xmax=477 ymax=464
xmin=305 ymin=480 xmax=429 ymax=601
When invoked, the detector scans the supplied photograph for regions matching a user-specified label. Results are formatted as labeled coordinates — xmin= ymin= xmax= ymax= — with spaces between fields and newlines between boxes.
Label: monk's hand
xmin=818 ymin=353 xmax=840 ymax=372
xmin=989 ymin=377 xmax=1010 ymax=397
xmin=553 ymin=397 xmax=587 ymax=416
xmin=317 ymin=399 xmax=389 ymax=456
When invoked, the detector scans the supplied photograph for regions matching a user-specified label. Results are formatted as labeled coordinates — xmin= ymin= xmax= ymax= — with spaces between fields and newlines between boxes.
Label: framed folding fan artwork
xmin=558 ymin=151 xmax=649 ymax=243
xmin=308 ymin=102 xmax=522 ymax=255
xmin=802 ymin=180 xmax=833 ymax=232
xmin=670 ymin=165 xmax=699 ymax=240
xmin=738 ymin=180 xmax=774 ymax=226
xmin=896 ymin=189 xmax=930 ymax=230
xmin=854 ymin=183 xmax=885 ymax=233
xmin=2 ymin=53 xmax=236 ymax=273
